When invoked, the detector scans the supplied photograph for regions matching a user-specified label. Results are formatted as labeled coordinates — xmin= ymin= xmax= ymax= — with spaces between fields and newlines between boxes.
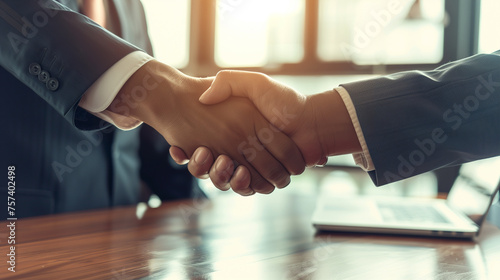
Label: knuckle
xmin=255 ymin=72 xmax=271 ymax=82
xmin=216 ymin=70 xmax=233 ymax=80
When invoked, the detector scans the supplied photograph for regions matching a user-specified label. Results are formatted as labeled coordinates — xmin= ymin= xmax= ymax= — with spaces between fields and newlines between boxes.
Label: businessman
xmin=173 ymin=51 xmax=500 ymax=192
xmin=0 ymin=0 xmax=303 ymax=219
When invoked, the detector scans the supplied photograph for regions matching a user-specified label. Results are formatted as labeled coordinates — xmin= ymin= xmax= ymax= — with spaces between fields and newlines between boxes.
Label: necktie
xmin=81 ymin=0 xmax=107 ymax=28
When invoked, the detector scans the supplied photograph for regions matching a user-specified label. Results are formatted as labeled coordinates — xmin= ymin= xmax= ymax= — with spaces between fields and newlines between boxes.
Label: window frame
xmin=179 ymin=0 xmax=481 ymax=77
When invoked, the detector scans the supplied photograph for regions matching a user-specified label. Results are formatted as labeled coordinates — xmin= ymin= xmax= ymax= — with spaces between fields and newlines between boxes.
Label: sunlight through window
xmin=215 ymin=0 xmax=305 ymax=67
xmin=479 ymin=0 xmax=500 ymax=54
xmin=142 ymin=0 xmax=190 ymax=68
xmin=318 ymin=0 xmax=445 ymax=64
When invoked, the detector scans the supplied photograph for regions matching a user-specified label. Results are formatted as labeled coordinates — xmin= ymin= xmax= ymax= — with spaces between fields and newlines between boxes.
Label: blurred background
xmin=140 ymin=0 xmax=499 ymax=204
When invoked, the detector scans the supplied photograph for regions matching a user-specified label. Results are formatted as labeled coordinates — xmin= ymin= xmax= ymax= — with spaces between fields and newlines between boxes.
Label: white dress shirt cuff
xmin=79 ymin=51 xmax=154 ymax=130
xmin=335 ymin=86 xmax=375 ymax=171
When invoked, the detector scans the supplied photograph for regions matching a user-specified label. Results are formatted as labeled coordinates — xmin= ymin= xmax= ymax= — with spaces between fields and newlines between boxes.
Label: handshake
xmin=114 ymin=60 xmax=361 ymax=196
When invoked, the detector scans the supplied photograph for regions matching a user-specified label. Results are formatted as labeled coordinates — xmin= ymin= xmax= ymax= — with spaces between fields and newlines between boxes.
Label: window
xmin=143 ymin=0 xmax=480 ymax=76
xmin=142 ymin=0 xmax=191 ymax=68
xmin=215 ymin=0 xmax=305 ymax=67
xmin=478 ymin=0 xmax=500 ymax=53
xmin=318 ymin=0 xmax=446 ymax=65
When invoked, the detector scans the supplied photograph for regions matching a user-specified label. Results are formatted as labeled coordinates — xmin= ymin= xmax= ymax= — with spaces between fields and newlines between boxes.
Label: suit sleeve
xmin=0 ymin=0 xmax=140 ymax=130
xmin=341 ymin=51 xmax=500 ymax=186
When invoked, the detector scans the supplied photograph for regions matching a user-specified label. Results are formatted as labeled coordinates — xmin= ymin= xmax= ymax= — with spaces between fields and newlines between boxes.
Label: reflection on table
xmin=2 ymin=192 xmax=500 ymax=280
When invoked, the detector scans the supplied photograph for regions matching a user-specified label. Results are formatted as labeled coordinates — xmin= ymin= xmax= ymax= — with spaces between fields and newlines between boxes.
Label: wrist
xmin=308 ymin=89 xmax=361 ymax=156
xmin=109 ymin=60 xmax=184 ymax=130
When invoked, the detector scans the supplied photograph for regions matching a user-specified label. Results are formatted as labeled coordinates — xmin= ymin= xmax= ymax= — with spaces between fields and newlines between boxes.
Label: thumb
xmin=199 ymin=70 xmax=260 ymax=105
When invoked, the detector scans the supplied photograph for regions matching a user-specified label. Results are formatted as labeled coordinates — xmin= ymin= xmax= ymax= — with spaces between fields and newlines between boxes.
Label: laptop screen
xmin=447 ymin=156 xmax=500 ymax=225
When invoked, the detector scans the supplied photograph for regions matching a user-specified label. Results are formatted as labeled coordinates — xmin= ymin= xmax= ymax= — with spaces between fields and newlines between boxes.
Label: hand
xmin=170 ymin=71 xmax=361 ymax=189
xmin=110 ymin=62 xmax=305 ymax=195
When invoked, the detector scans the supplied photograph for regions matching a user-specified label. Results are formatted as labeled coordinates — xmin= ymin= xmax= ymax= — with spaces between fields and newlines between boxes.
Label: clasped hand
xmin=169 ymin=70 xmax=359 ymax=195
xmin=116 ymin=62 xmax=309 ymax=196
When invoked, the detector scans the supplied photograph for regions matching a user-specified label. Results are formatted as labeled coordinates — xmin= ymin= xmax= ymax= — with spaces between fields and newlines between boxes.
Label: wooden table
xmin=2 ymin=192 xmax=500 ymax=280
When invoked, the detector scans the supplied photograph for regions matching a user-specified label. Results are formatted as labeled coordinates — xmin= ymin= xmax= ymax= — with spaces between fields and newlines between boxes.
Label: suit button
xmin=29 ymin=63 xmax=41 ymax=75
xmin=38 ymin=70 xmax=50 ymax=83
xmin=47 ymin=78 xmax=59 ymax=91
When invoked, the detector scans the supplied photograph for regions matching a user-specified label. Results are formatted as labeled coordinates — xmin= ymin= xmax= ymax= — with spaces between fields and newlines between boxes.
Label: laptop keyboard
xmin=377 ymin=203 xmax=450 ymax=224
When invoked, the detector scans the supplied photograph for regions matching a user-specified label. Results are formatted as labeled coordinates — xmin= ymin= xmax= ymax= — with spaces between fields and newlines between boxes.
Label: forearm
xmin=108 ymin=60 xmax=186 ymax=132
xmin=108 ymin=59 xmax=212 ymax=146
xmin=307 ymin=89 xmax=361 ymax=157
xmin=342 ymin=51 xmax=500 ymax=185
xmin=0 ymin=0 xmax=139 ymax=128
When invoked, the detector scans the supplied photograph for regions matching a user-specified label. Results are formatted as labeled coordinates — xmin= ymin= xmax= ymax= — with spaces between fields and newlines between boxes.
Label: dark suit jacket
xmin=342 ymin=51 xmax=500 ymax=186
xmin=0 ymin=0 xmax=198 ymax=219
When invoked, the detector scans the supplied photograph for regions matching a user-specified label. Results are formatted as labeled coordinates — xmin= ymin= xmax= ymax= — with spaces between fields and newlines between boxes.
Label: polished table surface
xmin=3 ymin=192 xmax=500 ymax=280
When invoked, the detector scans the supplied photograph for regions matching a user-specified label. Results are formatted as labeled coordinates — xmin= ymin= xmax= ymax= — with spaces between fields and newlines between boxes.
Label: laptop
xmin=312 ymin=156 xmax=500 ymax=239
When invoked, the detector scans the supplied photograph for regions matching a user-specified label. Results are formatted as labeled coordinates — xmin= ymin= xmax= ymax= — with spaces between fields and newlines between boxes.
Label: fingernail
xmin=317 ymin=157 xmax=328 ymax=167
xmin=234 ymin=168 xmax=254 ymax=196
xmin=234 ymin=167 xmax=247 ymax=182
xmin=215 ymin=159 xmax=232 ymax=184
xmin=199 ymin=87 xmax=212 ymax=102
xmin=177 ymin=159 xmax=189 ymax=165
xmin=194 ymin=149 xmax=209 ymax=165
xmin=242 ymin=189 xmax=255 ymax=196
xmin=277 ymin=177 xmax=291 ymax=189
xmin=220 ymin=183 xmax=231 ymax=191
